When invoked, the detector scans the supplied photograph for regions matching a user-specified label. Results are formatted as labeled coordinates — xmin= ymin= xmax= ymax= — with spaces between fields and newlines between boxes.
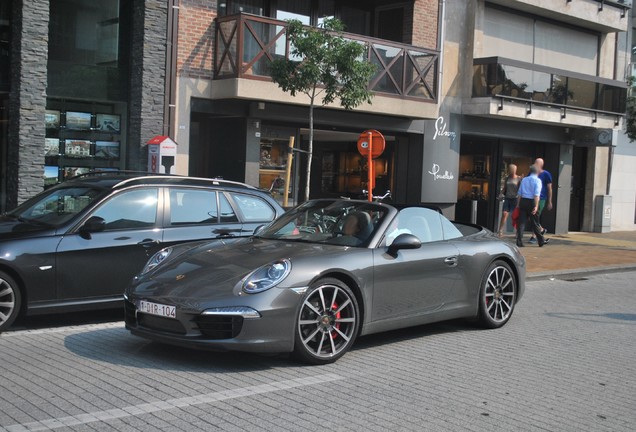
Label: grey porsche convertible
xmin=124 ymin=199 xmax=525 ymax=364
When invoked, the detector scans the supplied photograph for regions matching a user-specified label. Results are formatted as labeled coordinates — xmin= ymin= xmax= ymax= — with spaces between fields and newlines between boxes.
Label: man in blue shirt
xmin=516 ymin=165 xmax=549 ymax=247
xmin=529 ymin=157 xmax=552 ymax=243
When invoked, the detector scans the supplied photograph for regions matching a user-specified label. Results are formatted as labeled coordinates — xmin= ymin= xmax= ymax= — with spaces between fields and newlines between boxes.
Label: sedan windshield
xmin=259 ymin=200 xmax=388 ymax=247
xmin=6 ymin=186 xmax=105 ymax=227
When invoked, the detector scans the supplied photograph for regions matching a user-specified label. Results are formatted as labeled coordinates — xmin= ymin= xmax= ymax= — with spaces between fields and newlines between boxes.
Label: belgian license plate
xmin=138 ymin=300 xmax=176 ymax=319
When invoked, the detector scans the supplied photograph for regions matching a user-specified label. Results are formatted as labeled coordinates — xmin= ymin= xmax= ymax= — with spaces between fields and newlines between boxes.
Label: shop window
xmin=319 ymin=148 xmax=389 ymax=198
xmin=457 ymin=155 xmax=490 ymax=201
xmin=48 ymin=0 xmax=130 ymax=101
xmin=45 ymin=99 xmax=126 ymax=185
xmin=259 ymin=137 xmax=292 ymax=206
xmin=456 ymin=140 xmax=494 ymax=228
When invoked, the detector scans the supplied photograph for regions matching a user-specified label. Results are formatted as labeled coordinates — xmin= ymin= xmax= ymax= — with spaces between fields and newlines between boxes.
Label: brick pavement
xmin=503 ymin=230 xmax=636 ymax=278
xmin=1 ymin=271 xmax=635 ymax=431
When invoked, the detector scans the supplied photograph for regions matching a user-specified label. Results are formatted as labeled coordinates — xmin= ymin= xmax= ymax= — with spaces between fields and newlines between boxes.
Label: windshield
xmin=6 ymin=186 xmax=105 ymax=227
xmin=259 ymin=200 xmax=388 ymax=247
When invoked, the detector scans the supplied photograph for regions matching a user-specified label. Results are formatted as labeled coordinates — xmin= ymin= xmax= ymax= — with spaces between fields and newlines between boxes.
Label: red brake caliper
xmin=331 ymin=303 xmax=341 ymax=339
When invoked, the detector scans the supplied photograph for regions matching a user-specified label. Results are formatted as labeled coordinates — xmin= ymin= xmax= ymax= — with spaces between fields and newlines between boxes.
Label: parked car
xmin=0 ymin=173 xmax=285 ymax=332
xmin=124 ymin=198 xmax=526 ymax=364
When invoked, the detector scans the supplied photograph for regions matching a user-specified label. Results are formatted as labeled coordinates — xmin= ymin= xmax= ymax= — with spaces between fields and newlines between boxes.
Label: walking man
xmin=529 ymin=157 xmax=552 ymax=243
xmin=516 ymin=165 xmax=549 ymax=247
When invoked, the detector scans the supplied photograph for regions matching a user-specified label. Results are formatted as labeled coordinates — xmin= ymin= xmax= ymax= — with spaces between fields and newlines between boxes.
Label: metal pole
xmin=368 ymin=131 xmax=373 ymax=202
xmin=283 ymin=136 xmax=295 ymax=208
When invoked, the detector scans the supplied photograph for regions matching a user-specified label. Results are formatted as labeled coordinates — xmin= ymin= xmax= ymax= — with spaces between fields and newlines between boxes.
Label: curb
xmin=526 ymin=264 xmax=636 ymax=281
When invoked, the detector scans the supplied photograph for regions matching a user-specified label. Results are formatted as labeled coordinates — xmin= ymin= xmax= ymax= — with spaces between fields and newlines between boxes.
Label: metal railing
xmin=214 ymin=13 xmax=439 ymax=102
xmin=473 ymin=57 xmax=627 ymax=116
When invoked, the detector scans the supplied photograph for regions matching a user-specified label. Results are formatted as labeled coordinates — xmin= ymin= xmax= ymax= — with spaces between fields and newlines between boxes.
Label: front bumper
xmin=124 ymin=288 xmax=302 ymax=353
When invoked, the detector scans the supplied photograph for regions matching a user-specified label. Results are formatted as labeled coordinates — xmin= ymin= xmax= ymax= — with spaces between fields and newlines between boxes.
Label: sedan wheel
xmin=477 ymin=261 xmax=516 ymax=329
xmin=0 ymin=272 xmax=21 ymax=333
xmin=293 ymin=278 xmax=359 ymax=364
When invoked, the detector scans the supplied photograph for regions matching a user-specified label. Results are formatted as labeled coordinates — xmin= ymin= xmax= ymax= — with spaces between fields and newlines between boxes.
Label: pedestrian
xmin=516 ymin=165 xmax=549 ymax=247
xmin=497 ymin=163 xmax=520 ymax=237
xmin=529 ymin=157 xmax=552 ymax=243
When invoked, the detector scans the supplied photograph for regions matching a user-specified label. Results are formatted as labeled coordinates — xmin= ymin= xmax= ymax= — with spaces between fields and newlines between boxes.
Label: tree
xmin=270 ymin=18 xmax=376 ymax=201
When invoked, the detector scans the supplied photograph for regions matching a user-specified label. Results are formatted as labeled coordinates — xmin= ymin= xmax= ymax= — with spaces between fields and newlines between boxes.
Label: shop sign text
xmin=428 ymin=163 xmax=455 ymax=181
xmin=433 ymin=116 xmax=457 ymax=141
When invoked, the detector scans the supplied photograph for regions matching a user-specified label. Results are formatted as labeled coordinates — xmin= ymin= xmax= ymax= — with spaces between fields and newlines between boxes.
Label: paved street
xmin=1 ymin=271 xmax=635 ymax=432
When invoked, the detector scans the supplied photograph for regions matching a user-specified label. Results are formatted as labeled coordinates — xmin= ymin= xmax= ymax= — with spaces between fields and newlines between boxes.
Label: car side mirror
xmin=253 ymin=224 xmax=267 ymax=236
xmin=79 ymin=216 xmax=106 ymax=239
xmin=387 ymin=233 xmax=421 ymax=257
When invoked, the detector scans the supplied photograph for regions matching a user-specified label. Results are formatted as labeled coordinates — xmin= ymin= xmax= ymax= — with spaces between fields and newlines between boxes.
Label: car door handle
xmin=444 ymin=256 xmax=458 ymax=267
xmin=214 ymin=229 xmax=239 ymax=238
xmin=138 ymin=239 xmax=160 ymax=247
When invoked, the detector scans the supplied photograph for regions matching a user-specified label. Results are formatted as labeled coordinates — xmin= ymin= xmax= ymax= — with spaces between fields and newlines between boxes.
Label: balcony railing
xmin=215 ymin=13 xmax=439 ymax=102
xmin=473 ymin=57 xmax=627 ymax=117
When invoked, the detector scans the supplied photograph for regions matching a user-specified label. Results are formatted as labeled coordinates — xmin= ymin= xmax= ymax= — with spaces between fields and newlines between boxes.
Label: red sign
xmin=357 ymin=130 xmax=385 ymax=159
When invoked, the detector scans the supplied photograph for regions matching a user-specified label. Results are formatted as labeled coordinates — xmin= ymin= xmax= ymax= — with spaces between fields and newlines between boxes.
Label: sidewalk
xmin=502 ymin=230 xmax=636 ymax=280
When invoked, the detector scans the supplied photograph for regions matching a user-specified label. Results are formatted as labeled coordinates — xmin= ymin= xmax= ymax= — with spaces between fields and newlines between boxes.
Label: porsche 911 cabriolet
xmin=124 ymin=199 xmax=525 ymax=364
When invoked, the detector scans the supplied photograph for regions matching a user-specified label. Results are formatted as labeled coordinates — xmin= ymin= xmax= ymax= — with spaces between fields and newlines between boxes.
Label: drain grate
xmin=563 ymin=277 xmax=589 ymax=282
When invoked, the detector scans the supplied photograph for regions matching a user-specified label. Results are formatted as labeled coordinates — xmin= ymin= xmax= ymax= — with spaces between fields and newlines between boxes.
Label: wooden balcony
xmin=214 ymin=13 xmax=439 ymax=103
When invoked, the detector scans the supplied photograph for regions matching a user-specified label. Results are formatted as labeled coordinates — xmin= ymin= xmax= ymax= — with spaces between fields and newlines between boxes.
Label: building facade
xmin=2 ymin=0 xmax=167 ymax=212
xmin=2 ymin=0 xmax=633 ymax=233
xmin=445 ymin=0 xmax=629 ymax=234
xmin=174 ymin=0 xmax=444 ymax=208
xmin=609 ymin=2 xmax=636 ymax=231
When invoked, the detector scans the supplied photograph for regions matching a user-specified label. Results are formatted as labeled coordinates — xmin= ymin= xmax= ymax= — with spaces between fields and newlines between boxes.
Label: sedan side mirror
xmin=387 ymin=233 xmax=421 ymax=257
xmin=253 ymin=224 xmax=267 ymax=236
xmin=79 ymin=216 xmax=106 ymax=239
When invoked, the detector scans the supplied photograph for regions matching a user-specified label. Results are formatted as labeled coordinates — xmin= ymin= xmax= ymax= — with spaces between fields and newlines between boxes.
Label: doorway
xmin=569 ymin=146 xmax=587 ymax=231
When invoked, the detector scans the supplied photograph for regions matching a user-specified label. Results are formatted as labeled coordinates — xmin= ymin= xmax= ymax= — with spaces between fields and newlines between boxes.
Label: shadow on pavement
xmin=62 ymin=318 xmax=484 ymax=370
xmin=63 ymin=326 xmax=295 ymax=372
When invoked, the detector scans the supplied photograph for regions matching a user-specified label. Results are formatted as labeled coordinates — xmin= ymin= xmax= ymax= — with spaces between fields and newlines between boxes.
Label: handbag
xmin=511 ymin=207 xmax=520 ymax=229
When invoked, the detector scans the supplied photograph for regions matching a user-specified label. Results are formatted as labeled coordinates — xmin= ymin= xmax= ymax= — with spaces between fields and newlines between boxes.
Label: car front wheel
xmin=0 ymin=272 xmax=21 ymax=333
xmin=293 ymin=278 xmax=360 ymax=365
xmin=477 ymin=260 xmax=516 ymax=329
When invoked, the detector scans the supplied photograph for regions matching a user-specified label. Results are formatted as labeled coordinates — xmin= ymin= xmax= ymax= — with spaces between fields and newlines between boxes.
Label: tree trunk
xmin=305 ymin=95 xmax=315 ymax=202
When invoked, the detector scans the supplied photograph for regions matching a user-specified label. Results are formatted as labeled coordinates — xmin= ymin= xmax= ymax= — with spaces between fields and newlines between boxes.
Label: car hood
xmin=0 ymin=216 xmax=55 ymax=239
xmin=131 ymin=237 xmax=351 ymax=302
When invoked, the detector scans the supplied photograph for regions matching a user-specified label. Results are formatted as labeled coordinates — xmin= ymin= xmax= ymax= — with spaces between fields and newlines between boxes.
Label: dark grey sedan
xmin=125 ymin=199 xmax=526 ymax=364
xmin=0 ymin=174 xmax=284 ymax=332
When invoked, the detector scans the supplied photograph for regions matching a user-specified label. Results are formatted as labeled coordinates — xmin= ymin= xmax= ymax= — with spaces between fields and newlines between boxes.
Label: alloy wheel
xmin=483 ymin=264 xmax=515 ymax=323
xmin=0 ymin=276 xmax=19 ymax=331
xmin=297 ymin=282 xmax=358 ymax=361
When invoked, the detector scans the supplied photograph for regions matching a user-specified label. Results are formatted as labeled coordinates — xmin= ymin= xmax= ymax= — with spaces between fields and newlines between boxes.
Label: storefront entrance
xmin=308 ymin=130 xmax=395 ymax=200
xmin=569 ymin=146 xmax=587 ymax=231
xmin=457 ymin=136 xmax=559 ymax=233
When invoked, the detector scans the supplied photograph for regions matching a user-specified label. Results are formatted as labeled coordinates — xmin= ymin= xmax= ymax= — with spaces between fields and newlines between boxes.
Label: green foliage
xmin=270 ymin=18 xmax=375 ymax=109
xmin=269 ymin=18 xmax=376 ymax=201
xmin=626 ymin=76 xmax=636 ymax=142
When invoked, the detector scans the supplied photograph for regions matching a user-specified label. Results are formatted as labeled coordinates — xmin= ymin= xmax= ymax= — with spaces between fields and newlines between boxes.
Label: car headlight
xmin=140 ymin=247 xmax=172 ymax=275
xmin=243 ymin=259 xmax=291 ymax=293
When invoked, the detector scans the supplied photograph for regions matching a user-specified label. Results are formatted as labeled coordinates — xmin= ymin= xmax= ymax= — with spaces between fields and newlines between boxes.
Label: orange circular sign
xmin=357 ymin=130 xmax=385 ymax=159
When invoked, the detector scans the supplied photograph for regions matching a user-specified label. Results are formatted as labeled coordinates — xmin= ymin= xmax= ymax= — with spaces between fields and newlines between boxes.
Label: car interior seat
xmin=353 ymin=211 xmax=374 ymax=242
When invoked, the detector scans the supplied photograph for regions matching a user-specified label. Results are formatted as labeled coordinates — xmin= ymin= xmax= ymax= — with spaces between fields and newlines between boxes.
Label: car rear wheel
xmin=293 ymin=278 xmax=360 ymax=365
xmin=0 ymin=272 xmax=21 ymax=333
xmin=477 ymin=260 xmax=516 ymax=329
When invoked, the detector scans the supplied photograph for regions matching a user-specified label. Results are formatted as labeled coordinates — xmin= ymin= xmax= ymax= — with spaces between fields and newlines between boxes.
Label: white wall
xmin=610 ymin=133 xmax=636 ymax=231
